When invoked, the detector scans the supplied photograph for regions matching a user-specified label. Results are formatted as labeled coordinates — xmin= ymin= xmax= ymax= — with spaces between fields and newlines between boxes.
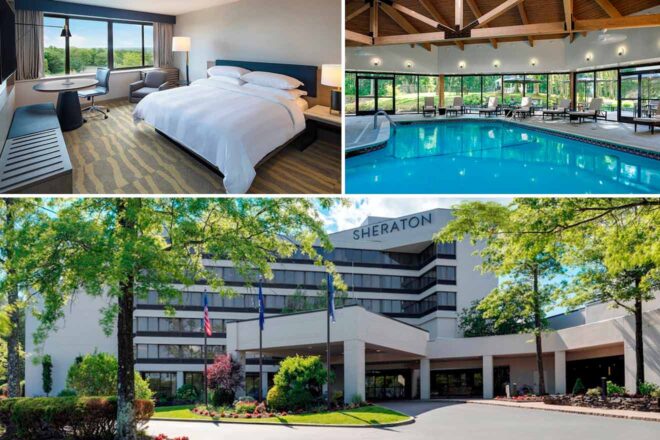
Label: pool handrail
xmin=374 ymin=110 xmax=397 ymax=132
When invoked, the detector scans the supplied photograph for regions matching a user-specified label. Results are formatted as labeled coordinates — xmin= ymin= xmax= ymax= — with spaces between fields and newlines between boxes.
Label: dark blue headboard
xmin=215 ymin=60 xmax=318 ymax=97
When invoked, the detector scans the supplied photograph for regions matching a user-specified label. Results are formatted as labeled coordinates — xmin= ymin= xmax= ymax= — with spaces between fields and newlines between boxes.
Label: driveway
xmin=147 ymin=401 xmax=660 ymax=440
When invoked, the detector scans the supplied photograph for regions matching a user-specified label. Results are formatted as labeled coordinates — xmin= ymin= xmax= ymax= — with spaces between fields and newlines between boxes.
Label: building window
xmin=43 ymin=14 xmax=153 ymax=77
xmin=184 ymin=372 xmax=204 ymax=395
xmin=143 ymin=372 xmax=176 ymax=401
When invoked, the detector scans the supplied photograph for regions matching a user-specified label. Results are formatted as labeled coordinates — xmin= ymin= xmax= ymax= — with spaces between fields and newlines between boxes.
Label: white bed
xmin=133 ymin=78 xmax=307 ymax=194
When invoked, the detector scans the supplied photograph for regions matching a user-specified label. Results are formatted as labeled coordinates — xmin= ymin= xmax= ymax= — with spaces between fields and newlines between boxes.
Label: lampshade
xmin=60 ymin=24 xmax=72 ymax=38
xmin=321 ymin=64 xmax=342 ymax=88
xmin=172 ymin=36 xmax=191 ymax=52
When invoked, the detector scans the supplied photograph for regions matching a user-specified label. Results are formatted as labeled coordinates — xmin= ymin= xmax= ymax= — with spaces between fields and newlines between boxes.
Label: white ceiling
xmin=58 ymin=0 xmax=241 ymax=16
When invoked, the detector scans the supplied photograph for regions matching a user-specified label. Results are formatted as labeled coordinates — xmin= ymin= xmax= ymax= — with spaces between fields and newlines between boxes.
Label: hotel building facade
xmin=25 ymin=209 xmax=660 ymax=402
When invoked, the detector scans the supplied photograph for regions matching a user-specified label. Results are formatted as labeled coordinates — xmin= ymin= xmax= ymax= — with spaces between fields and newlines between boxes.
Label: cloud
xmin=321 ymin=197 xmax=512 ymax=233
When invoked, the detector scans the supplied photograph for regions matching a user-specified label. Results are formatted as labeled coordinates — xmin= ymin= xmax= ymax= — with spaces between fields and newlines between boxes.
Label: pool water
xmin=345 ymin=120 xmax=660 ymax=194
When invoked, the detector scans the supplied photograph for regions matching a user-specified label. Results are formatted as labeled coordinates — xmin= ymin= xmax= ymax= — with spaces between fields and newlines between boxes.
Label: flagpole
xmin=259 ymin=321 xmax=263 ymax=402
xmin=204 ymin=324 xmax=208 ymax=407
xmin=326 ymin=276 xmax=331 ymax=410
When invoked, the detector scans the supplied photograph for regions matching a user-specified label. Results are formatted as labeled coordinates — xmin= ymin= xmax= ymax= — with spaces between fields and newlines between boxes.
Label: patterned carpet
xmin=63 ymin=99 xmax=341 ymax=194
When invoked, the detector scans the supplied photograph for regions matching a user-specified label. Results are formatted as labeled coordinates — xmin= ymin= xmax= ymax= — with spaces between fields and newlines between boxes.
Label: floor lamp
xmin=173 ymin=36 xmax=191 ymax=86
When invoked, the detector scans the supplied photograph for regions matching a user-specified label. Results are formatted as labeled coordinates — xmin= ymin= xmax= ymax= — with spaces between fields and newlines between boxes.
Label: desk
xmin=33 ymin=78 xmax=99 ymax=131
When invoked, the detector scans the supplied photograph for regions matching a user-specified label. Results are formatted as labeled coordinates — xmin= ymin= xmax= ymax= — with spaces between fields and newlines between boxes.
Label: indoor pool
xmin=345 ymin=120 xmax=660 ymax=194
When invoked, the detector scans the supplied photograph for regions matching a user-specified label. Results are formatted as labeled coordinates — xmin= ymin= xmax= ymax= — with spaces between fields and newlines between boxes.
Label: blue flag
xmin=327 ymin=273 xmax=335 ymax=323
xmin=258 ymin=280 xmax=265 ymax=331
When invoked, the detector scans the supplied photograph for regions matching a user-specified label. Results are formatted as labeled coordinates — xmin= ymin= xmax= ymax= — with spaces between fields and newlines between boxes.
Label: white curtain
xmin=15 ymin=10 xmax=44 ymax=80
xmin=153 ymin=22 xmax=174 ymax=68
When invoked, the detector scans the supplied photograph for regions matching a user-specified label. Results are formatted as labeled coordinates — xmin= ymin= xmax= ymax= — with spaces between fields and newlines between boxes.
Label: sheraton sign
xmin=353 ymin=213 xmax=433 ymax=240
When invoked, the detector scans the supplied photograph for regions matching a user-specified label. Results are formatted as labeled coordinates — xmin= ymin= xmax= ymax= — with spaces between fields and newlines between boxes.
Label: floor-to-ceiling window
xmin=68 ymin=18 xmax=108 ymax=74
xmin=503 ymin=75 xmax=524 ymax=106
xmin=395 ymin=75 xmax=418 ymax=114
xmin=576 ymin=72 xmax=595 ymax=109
xmin=462 ymin=75 xmax=481 ymax=108
xmin=482 ymin=75 xmax=501 ymax=106
xmin=619 ymin=65 xmax=660 ymax=122
xmin=620 ymin=71 xmax=639 ymax=119
xmin=548 ymin=73 xmax=571 ymax=108
xmin=345 ymin=72 xmax=357 ymax=115
xmin=444 ymin=76 xmax=461 ymax=106
xmin=525 ymin=74 xmax=548 ymax=108
xmin=418 ymin=75 xmax=439 ymax=111
xmin=596 ymin=70 xmax=618 ymax=120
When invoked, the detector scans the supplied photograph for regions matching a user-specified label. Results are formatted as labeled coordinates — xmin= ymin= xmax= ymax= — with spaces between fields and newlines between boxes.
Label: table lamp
xmin=321 ymin=64 xmax=342 ymax=115
xmin=172 ymin=36 xmax=192 ymax=85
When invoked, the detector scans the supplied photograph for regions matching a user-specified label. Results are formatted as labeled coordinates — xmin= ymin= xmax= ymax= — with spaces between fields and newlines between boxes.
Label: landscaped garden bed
xmin=543 ymin=394 xmax=660 ymax=412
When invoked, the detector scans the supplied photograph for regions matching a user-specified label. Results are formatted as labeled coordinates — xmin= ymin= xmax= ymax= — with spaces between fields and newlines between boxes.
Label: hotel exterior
xmin=25 ymin=209 xmax=660 ymax=402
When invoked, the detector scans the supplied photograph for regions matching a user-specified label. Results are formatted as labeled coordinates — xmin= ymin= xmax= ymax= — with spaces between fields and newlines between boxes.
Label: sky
xmin=43 ymin=17 xmax=152 ymax=49
xmin=318 ymin=197 xmax=512 ymax=233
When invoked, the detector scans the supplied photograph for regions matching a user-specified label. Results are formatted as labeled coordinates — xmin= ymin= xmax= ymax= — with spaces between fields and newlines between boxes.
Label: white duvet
xmin=133 ymin=78 xmax=306 ymax=194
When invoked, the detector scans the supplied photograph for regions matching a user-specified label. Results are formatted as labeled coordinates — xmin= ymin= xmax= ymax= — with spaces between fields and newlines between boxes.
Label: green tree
xmin=32 ymin=198 xmax=340 ymax=440
xmin=458 ymin=300 xmax=534 ymax=337
xmin=42 ymin=354 xmax=52 ymax=396
xmin=0 ymin=199 xmax=48 ymax=397
xmin=435 ymin=201 xmax=564 ymax=395
xmin=66 ymin=352 xmax=153 ymax=400
xmin=513 ymin=198 xmax=659 ymax=394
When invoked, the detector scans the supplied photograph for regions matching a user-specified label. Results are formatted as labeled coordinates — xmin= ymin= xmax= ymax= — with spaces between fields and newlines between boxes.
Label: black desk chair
xmin=79 ymin=68 xmax=111 ymax=120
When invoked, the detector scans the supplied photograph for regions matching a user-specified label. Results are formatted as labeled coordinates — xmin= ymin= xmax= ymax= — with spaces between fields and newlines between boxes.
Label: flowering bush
xmin=234 ymin=400 xmax=257 ymax=414
xmin=207 ymin=354 xmax=243 ymax=406
xmin=153 ymin=435 xmax=189 ymax=440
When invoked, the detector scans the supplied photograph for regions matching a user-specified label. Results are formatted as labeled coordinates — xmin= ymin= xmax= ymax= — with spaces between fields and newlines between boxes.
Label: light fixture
xmin=371 ymin=57 xmax=382 ymax=67
xmin=530 ymin=58 xmax=538 ymax=67
xmin=173 ymin=36 xmax=192 ymax=85
xmin=617 ymin=46 xmax=626 ymax=56
xmin=60 ymin=23 xmax=72 ymax=38
xmin=321 ymin=64 xmax=342 ymax=115
xmin=493 ymin=60 xmax=500 ymax=68
xmin=404 ymin=60 xmax=414 ymax=69
xmin=585 ymin=52 xmax=593 ymax=62
xmin=458 ymin=61 xmax=466 ymax=69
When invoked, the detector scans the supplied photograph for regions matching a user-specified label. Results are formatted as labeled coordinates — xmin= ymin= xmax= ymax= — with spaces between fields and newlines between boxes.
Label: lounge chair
xmin=633 ymin=101 xmax=660 ymax=134
xmin=422 ymin=96 xmax=437 ymax=117
xmin=542 ymin=99 xmax=571 ymax=120
xmin=568 ymin=98 xmax=603 ymax=123
xmin=446 ymin=97 xmax=464 ymax=117
xmin=512 ymin=97 xmax=532 ymax=119
xmin=479 ymin=97 xmax=499 ymax=117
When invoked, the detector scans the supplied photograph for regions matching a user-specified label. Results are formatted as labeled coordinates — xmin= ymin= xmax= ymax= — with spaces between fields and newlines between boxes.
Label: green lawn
xmin=153 ymin=404 xmax=410 ymax=426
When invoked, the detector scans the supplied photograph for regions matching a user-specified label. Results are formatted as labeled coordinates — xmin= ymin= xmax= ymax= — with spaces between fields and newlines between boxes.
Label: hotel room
xmin=0 ymin=0 xmax=342 ymax=194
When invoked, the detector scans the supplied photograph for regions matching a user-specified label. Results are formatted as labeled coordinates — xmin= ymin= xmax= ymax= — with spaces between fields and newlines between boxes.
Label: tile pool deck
xmin=358 ymin=113 xmax=660 ymax=155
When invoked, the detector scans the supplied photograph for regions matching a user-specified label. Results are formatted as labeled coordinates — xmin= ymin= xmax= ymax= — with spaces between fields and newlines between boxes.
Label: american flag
xmin=203 ymin=292 xmax=212 ymax=337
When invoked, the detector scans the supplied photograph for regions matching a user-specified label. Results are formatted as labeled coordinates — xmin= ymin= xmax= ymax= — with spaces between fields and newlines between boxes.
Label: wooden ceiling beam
xmin=346 ymin=30 xmax=374 ymax=45
xmin=563 ymin=0 xmax=573 ymax=42
xmin=472 ymin=0 xmax=526 ymax=29
xmin=465 ymin=0 xmax=498 ymax=49
xmin=594 ymin=0 xmax=622 ymax=18
xmin=371 ymin=0 xmax=379 ymax=38
xmin=380 ymin=2 xmax=432 ymax=51
xmin=418 ymin=0 xmax=464 ymax=50
xmin=517 ymin=3 xmax=534 ymax=47
xmin=575 ymin=14 xmax=660 ymax=31
xmin=455 ymin=0 xmax=463 ymax=29
xmin=346 ymin=3 xmax=371 ymax=22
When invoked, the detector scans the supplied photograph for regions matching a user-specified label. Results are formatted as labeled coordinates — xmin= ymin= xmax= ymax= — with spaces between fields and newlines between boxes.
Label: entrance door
xmin=430 ymin=368 xmax=483 ymax=398
xmin=365 ymin=369 xmax=410 ymax=400
xmin=356 ymin=75 xmax=395 ymax=115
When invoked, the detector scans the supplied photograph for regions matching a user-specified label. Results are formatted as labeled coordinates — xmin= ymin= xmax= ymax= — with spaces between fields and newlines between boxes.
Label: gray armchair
xmin=129 ymin=71 xmax=170 ymax=103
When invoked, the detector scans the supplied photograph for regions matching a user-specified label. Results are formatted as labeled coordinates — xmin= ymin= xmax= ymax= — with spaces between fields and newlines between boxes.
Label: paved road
xmin=147 ymin=401 xmax=660 ymax=440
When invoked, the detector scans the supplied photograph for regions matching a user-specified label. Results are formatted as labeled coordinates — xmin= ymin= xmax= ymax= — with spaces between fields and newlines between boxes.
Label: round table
xmin=33 ymin=78 xmax=99 ymax=131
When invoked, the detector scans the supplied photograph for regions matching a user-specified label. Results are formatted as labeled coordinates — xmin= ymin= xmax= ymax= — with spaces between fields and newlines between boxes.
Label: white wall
xmin=174 ymin=0 xmax=342 ymax=83
xmin=347 ymin=6 xmax=660 ymax=75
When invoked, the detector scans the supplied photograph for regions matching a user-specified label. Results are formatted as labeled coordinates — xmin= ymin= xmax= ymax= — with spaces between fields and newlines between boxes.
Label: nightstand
xmin=299 ymin=105 xmax=342 ymax=151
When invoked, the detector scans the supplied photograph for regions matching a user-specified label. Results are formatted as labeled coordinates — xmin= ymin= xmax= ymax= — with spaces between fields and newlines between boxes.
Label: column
xmin=343 ymin=340 xmax=365 ymax=404
xmin=176 ymin=371 xmax=184 ymax=391
xmin=420 ymin=358 xmax=430 ymax=400
xmin=554 ymin=351 xmax=566 ymax=394
xmin=261 ymin=370 xmax=269 ymax=401
xmin=482 ymin=355 xmax=494 ymax=399
xmin=624 ymin=340 xmax=637 ymax=394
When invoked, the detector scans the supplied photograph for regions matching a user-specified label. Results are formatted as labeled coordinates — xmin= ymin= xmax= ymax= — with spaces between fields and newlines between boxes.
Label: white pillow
xmin=209 ymin=75 xmax=245 ymax=86
xmin=243 ymin=83 xmax=307 ymax=100
xmin=207 ymin=65 xmax=251 ymax=79
xmin=242 ymin=71 xmax=303 ymax=90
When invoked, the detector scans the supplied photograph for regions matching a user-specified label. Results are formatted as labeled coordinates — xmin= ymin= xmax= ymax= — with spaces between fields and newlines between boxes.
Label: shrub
xmin=212 ymin=389 xmax=235 ymax=408
xmin=586 ymin=387 xmax=602 ymax=397
xmin=0 ymin=396 xmax=154 ymax=439
xmin=42 ymin=355 xmax=53 ymax=397
xmin=350 ymin=393 xmax=364 ymax=406
xmin=571 ymin=378 xmax=586 ymax=395
xmin=651 ymin=389 xmax=660 ymax=399
xmin=175 ymin=384 xmax=199 ymax=404
xmin=273 ymin=355 xmax=327 ymax=397
xmin=331 ymin=390 xmax=343 ymax=407
xmin=606 ymin=381 xmax=626 ymax=396
xmin=57 ymin=389 xmax=77 ymax=397
xmin=287 ymin=387 xmax=313 ymax=410
xmin=234 ymin=400 xmax=257 ymax=414
xmin=66 ymin=352 xmax=153 ymax=401
xmin=207 ymin=354 xmax=243 ymax=403
xmin=266 ymin=385 xmax=288 ymax=411
xmin=637 ymin=382 xmax=659 ymax=397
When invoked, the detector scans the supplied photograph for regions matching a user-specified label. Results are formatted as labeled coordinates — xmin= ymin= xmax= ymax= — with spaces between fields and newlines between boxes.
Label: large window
xmin=395 ymin=75 xmax=418 ymax=114
xmin=596 ymin=70 xmax=618 ymax=119
xmin=503 ymin=75 xmax=524 ymax=105
xmin=482 ymin=75 xmax=501 ymax=106
xmin=576 ymin=72 xmax=595 ymax=108
xmin=418 ymin=76 xmax=438 ymax=111
xmin=525 ymin=74 xmax=548 ymax=108
xmin=444 ymin=76 xmax=461 ymax=106
xmin=549 ymin=73 xmax=571 ymax=108
xmin=43 ymin=14 xmax=153 ymax=76
xmin=462 ymin=76 xmax=481 ymax=107
xmin=345 ymin=72 xmax=357 ymax=115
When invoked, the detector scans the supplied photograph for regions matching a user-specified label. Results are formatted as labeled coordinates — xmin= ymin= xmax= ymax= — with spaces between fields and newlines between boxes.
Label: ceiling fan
xmin=598 ymin=29 xmax=627 ymax=45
